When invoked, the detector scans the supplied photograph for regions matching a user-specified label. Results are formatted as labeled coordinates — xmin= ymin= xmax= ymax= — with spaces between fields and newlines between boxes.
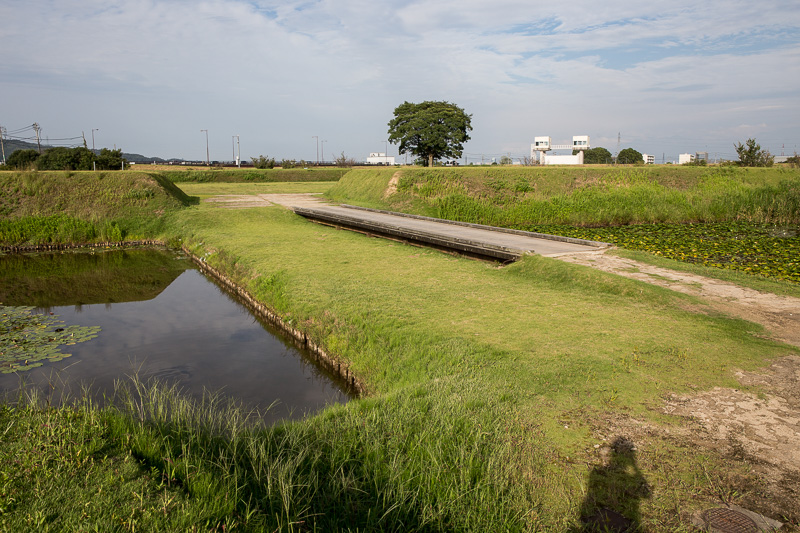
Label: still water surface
xmin=0 ymin=248 xmax=351 ymax=423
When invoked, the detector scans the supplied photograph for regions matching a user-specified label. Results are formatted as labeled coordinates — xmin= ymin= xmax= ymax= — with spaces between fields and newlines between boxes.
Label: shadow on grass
xmin=575 ymin=437 xmax=651 ymax=532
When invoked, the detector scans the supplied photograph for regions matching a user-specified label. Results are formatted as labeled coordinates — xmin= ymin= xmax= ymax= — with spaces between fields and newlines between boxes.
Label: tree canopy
xmin=617 ymin=148 xmax=643 ymax=165
xmin=735 ymin=138 xmax=774 ymax=167
xmin=577 ymin=147 xmax=612 ymax=165
xmin=37 ymin=147 xmax=95 ymax=170
xmin=6 ymin=149 xmax=40 ymax=169
xmin=387 ymin=101 xmax=472 ymax=167
xmin=5 ymin=146 xmax=128 ymax=170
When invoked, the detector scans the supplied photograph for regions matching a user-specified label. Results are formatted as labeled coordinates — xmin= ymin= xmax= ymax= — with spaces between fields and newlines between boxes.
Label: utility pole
xmin=321 ymin=140 xmax=328 ymax=164
xmin=33 ymin=122 xmax=42 ymax=153
xmin=91 ymin=128 xmax=99 ymax=152
xmin=232 ymin=135 xmax=240 ymax=167
xmin=312 ymin=136 xmax=319 ymax=164
xmin=0 ymin=126 xmax=6 ymax=165
xmin=200 ymin=129 xmax=209 ymax=166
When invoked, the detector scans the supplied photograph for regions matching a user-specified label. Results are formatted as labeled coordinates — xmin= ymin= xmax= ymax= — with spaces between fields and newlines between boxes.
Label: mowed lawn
xmin=166 ymin=184 xmax=796 ymax=529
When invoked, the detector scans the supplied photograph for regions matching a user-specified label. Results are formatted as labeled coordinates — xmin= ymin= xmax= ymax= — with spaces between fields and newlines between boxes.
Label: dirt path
xmin=203 ymin=193 xmax=328 ymax=209
xmin=557 ymin=249 xmax=800 ymax=348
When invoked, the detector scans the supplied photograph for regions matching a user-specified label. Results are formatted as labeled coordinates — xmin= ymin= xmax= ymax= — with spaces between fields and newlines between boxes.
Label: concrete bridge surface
xmin=290 ymin=203 xmax=608 ymax=262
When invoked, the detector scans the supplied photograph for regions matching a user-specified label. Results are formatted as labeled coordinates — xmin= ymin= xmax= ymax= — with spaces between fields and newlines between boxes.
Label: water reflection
xmin=0 ymin=249 xmax=351 ymax=424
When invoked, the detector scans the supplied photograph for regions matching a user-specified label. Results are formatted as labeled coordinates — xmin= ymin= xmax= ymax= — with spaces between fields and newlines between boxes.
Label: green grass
xmin=149 ymin=200 xmax=798 ymax=528
xmin=327 ymin=166 xmax=800 ymax=226
xmin=155 ymin=168 xmax=349 ymax=183
xmin=0 ymin=389 xmax=220 ymax=531
xmin=0 ymin=171 xmax=191 ymax=245
xmin=2 ymin=174 xmax=799 ymax=530
xmin=326 ymin=166 xmax=800 ymax=284
xmin=178 ymin=181 xmax=335 ymax=199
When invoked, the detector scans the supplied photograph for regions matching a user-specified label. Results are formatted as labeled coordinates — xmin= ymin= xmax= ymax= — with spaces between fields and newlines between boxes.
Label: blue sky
xmin=2 ymin=0 xmax=798 ymax=163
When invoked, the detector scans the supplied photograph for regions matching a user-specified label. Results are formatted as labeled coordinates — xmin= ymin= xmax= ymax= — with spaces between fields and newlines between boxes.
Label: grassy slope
xmin=326 ymin=166 xmax=800 ymax=225
xmin=159 ymin=198 xmax=797 ymax=529
xmin=2 ymin=177 xmax=799 ymax=530
xmin=178 ymin=181 xmax=334 ymax=199
xmin=0 ymin=171 xmax=191 ymax=244
xmin=327 ymin=165 xmax=800 ymax=290
xmin=152 ymin=167 xmax=348 ymax=183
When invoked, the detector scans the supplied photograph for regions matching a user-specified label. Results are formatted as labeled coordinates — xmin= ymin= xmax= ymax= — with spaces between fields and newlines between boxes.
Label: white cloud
xmin=1 ymin=0 xmax=798 ymax=160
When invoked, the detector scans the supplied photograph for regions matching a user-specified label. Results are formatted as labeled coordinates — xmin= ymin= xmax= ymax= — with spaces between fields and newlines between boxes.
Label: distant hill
xmin=0 ymin=139 xmax=169 ymax=164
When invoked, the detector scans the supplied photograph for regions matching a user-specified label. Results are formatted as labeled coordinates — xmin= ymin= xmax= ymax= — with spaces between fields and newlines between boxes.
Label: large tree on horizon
xmin=735 ymin=138 xmax=774 ymax=167
xmin=576 ymin=147 xmax=612 ymax=164
xmin=617 ymin=147 xmax=643 ymax=165
xmin=387 ymin=101 xmax=472 ymax=167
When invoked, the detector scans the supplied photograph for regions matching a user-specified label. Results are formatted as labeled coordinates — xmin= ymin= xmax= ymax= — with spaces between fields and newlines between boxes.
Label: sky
xmin=2 ymin=0 xmax=799 ymax=163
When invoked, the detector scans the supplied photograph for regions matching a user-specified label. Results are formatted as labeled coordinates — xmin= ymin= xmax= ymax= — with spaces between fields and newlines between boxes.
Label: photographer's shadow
xmin=575 ymin=437 xmax=651 ymax=532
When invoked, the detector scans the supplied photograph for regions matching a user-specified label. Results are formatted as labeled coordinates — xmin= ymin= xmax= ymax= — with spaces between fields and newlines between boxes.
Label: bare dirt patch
xmin=203 ymin=193 xmax=328 ymax=209
xmin=258 ymin=193 xmax=329 ymax=208
xmin=203 ymin=195 xmax=274 ymax=208
xmin=559 ymin=249 xmax=800 ymax=526
xmin=383 ymin=171 xmax=402 ymax=199
xmin=662 ymin=357 xmax=800 ymax=525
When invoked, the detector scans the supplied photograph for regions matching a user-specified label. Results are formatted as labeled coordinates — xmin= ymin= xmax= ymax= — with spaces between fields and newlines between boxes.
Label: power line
xmin=6 ymin=124 xmax=35 ymax=135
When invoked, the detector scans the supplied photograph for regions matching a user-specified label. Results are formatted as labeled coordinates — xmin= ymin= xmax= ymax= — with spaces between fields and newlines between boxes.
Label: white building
xmin=642 ymin=153 xmax=655 ymax=165
xmin=531 ymin=135 xmax=590 ymax=165
xmin=366 ymin=152 xmax=395 ymax=165
xmin=679 ymin=153 xmax=695 ymax=165
xmin=541 ymin=152 xmax=584 ymax=165
xmin=572 ymin=136 xmax=590 ymax=150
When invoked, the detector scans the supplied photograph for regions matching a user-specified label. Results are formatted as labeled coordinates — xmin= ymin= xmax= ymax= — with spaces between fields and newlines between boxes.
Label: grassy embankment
xmin=326 ymin=166 xmax=800 ymax=226
xmin=1 ymin=168 xmax=799 ymax=530
xmin=0 ymin=171 xmax=192 ymax=245
xmin=145 ymin=166 xmax=348 ymax=183
xmin=327 ymin=165 xmax=800 ymax=288
xmin=0 ymin=167 xmax=343 ymax=245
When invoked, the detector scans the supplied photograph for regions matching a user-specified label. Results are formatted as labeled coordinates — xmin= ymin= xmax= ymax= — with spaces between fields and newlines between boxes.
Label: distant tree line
xmin=250 ymin=153 xmax=359 ymax=168
xmin=4 ymin=147 xmax=128 ymax=170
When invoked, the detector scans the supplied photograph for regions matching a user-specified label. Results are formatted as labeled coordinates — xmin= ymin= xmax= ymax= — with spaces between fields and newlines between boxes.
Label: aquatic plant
xmin=0 ymin=305 xmax=100 ymax=373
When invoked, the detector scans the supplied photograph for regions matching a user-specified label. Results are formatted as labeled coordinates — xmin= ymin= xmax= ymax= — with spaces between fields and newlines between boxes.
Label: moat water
xmin=0 ymin=248 xmax=351 ymax=423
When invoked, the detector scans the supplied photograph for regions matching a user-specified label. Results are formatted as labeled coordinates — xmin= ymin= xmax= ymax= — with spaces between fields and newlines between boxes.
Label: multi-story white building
xmin=679 ymin=153 xmax=695 ymax=165
xmin=531 ymin=135 xmax=590 ymax=165
xmin=642 ymin=153 xmax=655 ymax=165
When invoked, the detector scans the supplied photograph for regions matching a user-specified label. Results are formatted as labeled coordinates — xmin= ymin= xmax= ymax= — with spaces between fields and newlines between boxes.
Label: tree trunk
xmin=428 ymin=154 xmax=434 ymax=167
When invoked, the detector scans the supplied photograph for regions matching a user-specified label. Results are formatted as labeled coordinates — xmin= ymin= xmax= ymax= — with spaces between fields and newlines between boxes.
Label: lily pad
xmin=530 ymin=222 xmax=800 ymax=283
xmin=0 ymin=305 xmax=100 ymax=373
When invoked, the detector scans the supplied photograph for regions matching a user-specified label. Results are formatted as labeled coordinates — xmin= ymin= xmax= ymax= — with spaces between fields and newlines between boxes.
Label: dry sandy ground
xmin=203 ymin=193 xmax=328 ymax=209
xmin=557 ymin=249 xmax=800 ymax=523
xmin=207 ymin=194 xmax=799 ymax=521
